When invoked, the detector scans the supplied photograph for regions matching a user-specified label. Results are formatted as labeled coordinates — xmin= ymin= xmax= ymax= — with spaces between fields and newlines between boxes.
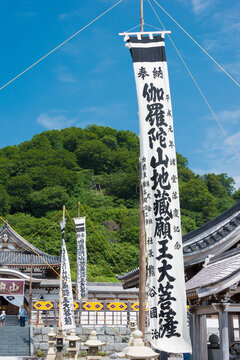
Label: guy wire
xmin=151 ymin=0 xmax=240 ymax=89
xmin=0 ymin=0 xmax=123 ymax=91
xmin=147 ymin=0 xmax=240 ymax=163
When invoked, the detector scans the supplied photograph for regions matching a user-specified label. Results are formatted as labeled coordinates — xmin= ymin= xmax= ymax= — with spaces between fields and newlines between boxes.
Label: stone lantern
xmin=84 ymin=330 xmax=106 ymax=360
xmin=126 ymin=330 xmax=158 ymax=360
xmin=66 ymin=329 xmax=80 ymax=360
xmin=129 ymin=318 xmax=137 ymax=333
xmin=118 ymin=318 xmax=137 ymax=358
xmin=46 ymin=329 xmax=56 ymax=360
xmin=55 ymin=329 xmax=64 ymax=360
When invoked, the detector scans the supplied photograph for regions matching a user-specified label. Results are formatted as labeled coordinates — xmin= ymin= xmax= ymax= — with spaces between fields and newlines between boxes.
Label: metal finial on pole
xmin=140 ymin=0 xmax=144 ymax=32
xmin=78 ymin=202 xmax=81 ymax=218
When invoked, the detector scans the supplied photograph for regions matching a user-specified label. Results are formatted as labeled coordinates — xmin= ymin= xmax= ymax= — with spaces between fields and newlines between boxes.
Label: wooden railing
xmin=31 ymin=300 xmax=147 ymax=327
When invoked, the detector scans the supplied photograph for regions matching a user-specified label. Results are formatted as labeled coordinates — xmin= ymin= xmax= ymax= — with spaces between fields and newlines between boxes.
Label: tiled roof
xmin=0 ymin=223 xmax=61 ymax=266
xmin=183 ymin=201 xmax=240 ymax=243
xmin=183 ymin=201 xmax=240 ymax=256
xmin=116 ymin=267 xmax=140 ymax=280
xmin=186 ymin=247 xmax=240 ymax=292
xmin=0 ymin=251 xmax=61 ymax=266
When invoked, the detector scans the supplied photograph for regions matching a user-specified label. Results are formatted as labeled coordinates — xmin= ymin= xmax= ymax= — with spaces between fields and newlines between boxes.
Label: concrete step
xmin=0 ymin=326 xmax=30 ymax=356
xmin=5 ymin=315 xmax=19 ymax=326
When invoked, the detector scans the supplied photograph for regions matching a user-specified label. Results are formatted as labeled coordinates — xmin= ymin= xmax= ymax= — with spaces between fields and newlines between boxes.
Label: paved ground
xmin=0 ymin=358 xmax=127 ymax=360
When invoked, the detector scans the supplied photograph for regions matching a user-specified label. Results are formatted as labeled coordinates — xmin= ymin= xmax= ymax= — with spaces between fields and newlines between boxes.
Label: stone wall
xmin=32 ymin=326 xmax=131 ymax=356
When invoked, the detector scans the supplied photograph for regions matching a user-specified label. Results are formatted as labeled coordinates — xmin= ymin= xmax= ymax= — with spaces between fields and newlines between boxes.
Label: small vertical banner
xmin=73 ymin=217 xmax=88 ymax=300
xmin=124 ymin=34 xmax=191 ymax=353
xmin=60 ymin=219 xmax=75 ymax=330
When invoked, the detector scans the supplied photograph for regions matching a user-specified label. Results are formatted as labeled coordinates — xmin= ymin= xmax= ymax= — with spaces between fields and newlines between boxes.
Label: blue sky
xmin=0 ymin=0 xmax=240 ymax=187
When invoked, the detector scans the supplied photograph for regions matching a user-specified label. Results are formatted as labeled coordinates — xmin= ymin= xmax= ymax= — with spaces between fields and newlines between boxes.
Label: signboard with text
xmin=0 ymin=278 xmax=25 ymax=296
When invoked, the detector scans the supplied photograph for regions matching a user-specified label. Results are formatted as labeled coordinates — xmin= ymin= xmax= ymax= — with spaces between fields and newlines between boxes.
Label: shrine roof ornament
xmin=0 ymin=222 xmax=61 ymax=267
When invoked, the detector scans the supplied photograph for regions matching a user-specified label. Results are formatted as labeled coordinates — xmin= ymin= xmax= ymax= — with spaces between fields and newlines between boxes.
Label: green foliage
xmin=0 ymin=125 xmax=237 ymax=280
xmin=36 ymin=350 xmax=45 ymax=357
xmin=233 ymin=188 xmax=240 ymax=202
xmin=28 ymin=186 xmax=69 ymax=217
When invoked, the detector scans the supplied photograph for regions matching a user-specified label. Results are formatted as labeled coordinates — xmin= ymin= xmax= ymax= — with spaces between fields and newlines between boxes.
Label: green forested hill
xmin=0 ymin=125 xmax=238 ymax=281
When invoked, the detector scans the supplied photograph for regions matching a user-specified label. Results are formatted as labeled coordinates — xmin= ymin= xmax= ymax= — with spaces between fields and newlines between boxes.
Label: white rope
xmin=147 ymin=0 xmax=240 ymax=163
xmin=0 ymin=0 xmax=123 ymax=91
xmin=151 ymin=0 xmax=240 ymax=89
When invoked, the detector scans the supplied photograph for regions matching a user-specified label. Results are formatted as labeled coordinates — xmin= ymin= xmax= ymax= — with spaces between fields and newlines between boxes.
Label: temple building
xmin=117 ymin=201 xmax=240 ymax=359
xmin=0 ymin=221 xmax=138 ymax=325
xmin=0 ymin=221 xmax=61 ymax=314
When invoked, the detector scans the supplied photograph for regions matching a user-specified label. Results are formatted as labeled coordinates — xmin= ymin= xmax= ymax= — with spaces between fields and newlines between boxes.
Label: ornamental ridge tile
xmin=0 ymin=223 xmax=61 ymax=265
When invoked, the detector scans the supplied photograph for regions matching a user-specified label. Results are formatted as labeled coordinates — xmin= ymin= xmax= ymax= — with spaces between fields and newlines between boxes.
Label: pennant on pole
xmin=60 ymin=219 xmax=75 ymax=330
xmin=73 ymin=217 xmax=88 ymax=300
xmin=124 ymin=34 xmax=191 ymax=353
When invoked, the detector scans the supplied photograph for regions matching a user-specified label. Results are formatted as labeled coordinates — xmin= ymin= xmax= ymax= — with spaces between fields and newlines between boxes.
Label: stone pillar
xmin=238 ymin=314 xmax=240 ymax=340
xmin=192 ymin=313 xmax=207 ymax=360
xmin=228 ymin=314 xmax=234 ymax=344
xmin=199 ymin=315 xmax=208 ymax=360
xmin=213 ymin=303 xmax=230 ymax=360
xmin=194 ymin=313 xmax=200 ymax=360
xmin=189 ymin=312 xmax=195 ymax=353
xmin=219 ymin=308 xmax=229 ymax=360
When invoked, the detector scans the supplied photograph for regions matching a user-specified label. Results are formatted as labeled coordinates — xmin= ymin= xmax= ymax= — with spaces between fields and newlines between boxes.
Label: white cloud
xmin=59 ymin=41 xmax=83 ymax=57
xmin=202 ymin=39 xmax=220 ymax=52
xmin=55 ymin=65 xmax=76 ymax=83
xmin=58 ymin=73 xmax=76 ymax=83
xmin=190 ymin=120 xmax=240 ymax=190
xmin=191 ymin=0 xmax=209 ymax=13
xmin=222 ymin=61 xmax=240 ymax=82
xmin=89 ymin=58 xmax=114 ymax=74
xmin=78 ymin=104 xmax=126 ymax=120
xmin=217 ymin=108 xmax=240 ymax=124
xmin=36 ymin=111 xmax=77 ymax=130
xmin=58 ymin=13 xmax=70 ymax=21
xmin=15 ymin=11 xmax=35 ymax=18
xmin=36 ymin=104 xmax=126 ymax=131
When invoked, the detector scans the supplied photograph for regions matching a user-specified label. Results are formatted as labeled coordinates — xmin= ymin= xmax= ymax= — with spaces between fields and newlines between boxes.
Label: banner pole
xmin=75 ymin=202 xmax=80 ymax=302
xmin=139 ymin=168 xmax=146 ymax=338
xmin=140 ymin=0 xmax=144 ymax=32
xmin=28 ymin=254 xmax=33 ymax=324
xmin=58 ymin=205 xmax=65 ymax=330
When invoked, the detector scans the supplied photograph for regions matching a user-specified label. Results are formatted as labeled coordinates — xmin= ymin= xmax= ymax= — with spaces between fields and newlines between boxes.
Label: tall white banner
xmin=60 ymin=220 xmax=75 ymax=330
xmin=125 ymin=34 xmax=191 ymax=353
xmin=73 ymin=217 xmax=88 ymax=300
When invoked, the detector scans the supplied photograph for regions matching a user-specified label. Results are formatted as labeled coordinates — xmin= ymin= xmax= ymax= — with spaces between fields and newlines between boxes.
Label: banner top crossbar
xmin=119 ymin=31 xmax=171 ymax=36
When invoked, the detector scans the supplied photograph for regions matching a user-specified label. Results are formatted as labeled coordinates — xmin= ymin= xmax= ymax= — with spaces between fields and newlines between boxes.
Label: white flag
xmin=74 ymin=217 xmax=88 ymax=300
xmin=124 ymin=34 xmax=191 ymax=353
xmin=60 ymin=220 xmax=75 ymax=330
